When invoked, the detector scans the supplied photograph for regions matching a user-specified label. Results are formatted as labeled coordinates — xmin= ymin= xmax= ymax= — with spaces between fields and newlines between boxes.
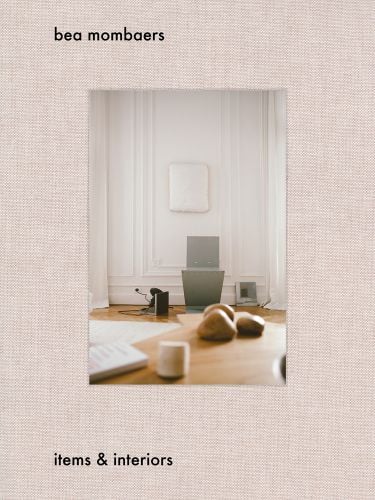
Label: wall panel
xmin=107 ymin=90 xmax=267 ymax=305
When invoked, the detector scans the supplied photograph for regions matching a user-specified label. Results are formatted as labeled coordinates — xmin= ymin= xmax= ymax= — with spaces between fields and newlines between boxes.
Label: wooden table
xmin=95 ymin=313 xmax=286 ymax=385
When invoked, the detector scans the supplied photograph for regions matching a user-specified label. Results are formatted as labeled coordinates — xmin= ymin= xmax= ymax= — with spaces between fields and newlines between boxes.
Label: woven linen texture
xmin=1 ymin=1 xmax=374 ymax=498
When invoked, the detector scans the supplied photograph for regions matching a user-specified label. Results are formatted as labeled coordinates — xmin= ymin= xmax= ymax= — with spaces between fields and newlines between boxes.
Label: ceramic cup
xmin=156 ymin=341 xmax=190 ymax=379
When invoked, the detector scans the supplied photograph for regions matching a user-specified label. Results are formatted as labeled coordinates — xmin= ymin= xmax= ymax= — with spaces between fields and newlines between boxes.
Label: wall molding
xmin=141 ymin=90 xmax=235 ymax=277
xmin=237 ymin=90 xmax=269 ymax=277
xmin=108 ymin=280 xmax=266 ymax=287
xmin=219 ymin=90 xmax=233 ymax=277
xmin=261 ymin=91 xmax=270 ymax=302
xmin=126 ymin=90 xmax=136 ymax=277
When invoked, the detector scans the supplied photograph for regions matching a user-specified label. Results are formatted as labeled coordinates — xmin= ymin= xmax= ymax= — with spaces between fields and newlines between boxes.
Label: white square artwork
xmin=169 ymin=163 xmax=209 ymax=212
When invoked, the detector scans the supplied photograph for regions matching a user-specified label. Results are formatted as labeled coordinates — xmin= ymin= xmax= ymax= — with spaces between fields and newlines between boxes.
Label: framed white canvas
xmin=169 ymin=163 xmax=209 ymax=212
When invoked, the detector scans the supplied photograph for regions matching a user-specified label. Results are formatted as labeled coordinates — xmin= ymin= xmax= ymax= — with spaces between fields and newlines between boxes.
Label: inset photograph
xmin=89 ymin=90 xmax=286 ymax=384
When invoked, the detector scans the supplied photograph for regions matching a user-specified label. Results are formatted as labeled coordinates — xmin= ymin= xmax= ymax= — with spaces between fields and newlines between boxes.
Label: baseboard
xmin=109 ymin=286 xmax=267 ymax=306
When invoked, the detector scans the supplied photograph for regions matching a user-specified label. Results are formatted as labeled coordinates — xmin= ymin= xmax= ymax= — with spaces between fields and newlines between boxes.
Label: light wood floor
xmin=90 ymin=304 xmax=286 ymax=324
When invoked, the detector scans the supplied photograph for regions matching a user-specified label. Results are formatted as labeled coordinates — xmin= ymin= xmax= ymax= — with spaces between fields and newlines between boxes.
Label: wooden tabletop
xmin=94 ymin=313 xmax=286 ymax=385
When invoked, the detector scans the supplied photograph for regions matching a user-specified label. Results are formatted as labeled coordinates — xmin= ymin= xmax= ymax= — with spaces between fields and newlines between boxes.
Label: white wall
xmin=106 ymin=90 xmax=268 ymax=305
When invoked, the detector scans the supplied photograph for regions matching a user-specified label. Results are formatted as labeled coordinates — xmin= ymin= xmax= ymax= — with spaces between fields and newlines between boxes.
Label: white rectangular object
xmin=89 ymin=339 xmax=148 ymax=382
xmin=169 ymin=163 xmax=209 ymax=212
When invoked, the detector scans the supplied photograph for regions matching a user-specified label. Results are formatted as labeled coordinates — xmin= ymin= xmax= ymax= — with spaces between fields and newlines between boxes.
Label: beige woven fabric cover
xmin=1 ymin=2 xmax=374 ymax=498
